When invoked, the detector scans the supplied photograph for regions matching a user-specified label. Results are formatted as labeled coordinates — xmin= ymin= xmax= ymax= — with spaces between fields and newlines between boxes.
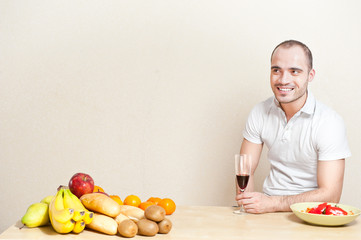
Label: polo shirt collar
xmin=301 ymin=91 xmax=316 ymax=115
xmin=272 ymin=90 xmax=316 ymax=115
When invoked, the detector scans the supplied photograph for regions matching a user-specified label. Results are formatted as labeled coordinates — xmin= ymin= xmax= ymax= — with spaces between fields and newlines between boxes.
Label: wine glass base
xmin=233 ymin=207 xmax=247 ymax=215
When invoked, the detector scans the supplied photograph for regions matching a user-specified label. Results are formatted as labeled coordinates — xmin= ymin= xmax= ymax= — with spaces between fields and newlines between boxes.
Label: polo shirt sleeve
xmin=243 ymin=102 xmax=265 ymax=145
xmin=315 ymin=111 xmax=351 ymax=161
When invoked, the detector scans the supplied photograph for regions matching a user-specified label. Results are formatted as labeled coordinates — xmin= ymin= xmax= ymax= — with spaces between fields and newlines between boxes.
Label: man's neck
xmin=280 ymin=92 xmax=308 ymax=122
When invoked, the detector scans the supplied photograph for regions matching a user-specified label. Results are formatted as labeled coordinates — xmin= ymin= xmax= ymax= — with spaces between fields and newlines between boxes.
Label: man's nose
xmin=278 ymin=72 xmax=290 ymax=84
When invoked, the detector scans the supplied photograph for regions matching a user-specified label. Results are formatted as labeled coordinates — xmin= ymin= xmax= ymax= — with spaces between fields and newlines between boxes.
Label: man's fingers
xmin=240 ymin=197 xmax=255 ymax=206
xmin=236 ymin=192 xmax=253 ymax=200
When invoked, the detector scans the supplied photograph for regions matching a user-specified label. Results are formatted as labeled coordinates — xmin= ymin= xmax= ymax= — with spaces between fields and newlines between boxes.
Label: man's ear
xmin=308 ymin=69 xmax=315 ymax=82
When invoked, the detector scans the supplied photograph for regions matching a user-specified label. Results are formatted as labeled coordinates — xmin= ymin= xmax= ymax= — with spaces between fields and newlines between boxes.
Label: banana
xmin=63 ymin=189 xmax=85 ymax=221
xmin=64 ymin=188 xmax=94 ymax=224
xmin=72 ymin=210 xmax=85 ymax=222
xmin=72 ymin=220 xmax=86 ymax=234
xmin=50 ymin=217 xmax=75 ymax=234
xmin=83 ymin=211 xmax=94 ymax=224
xmin=49 ymin=187 xmax=77 ymax=234
xmin=49 ymin=188 xmax=74 ymax=223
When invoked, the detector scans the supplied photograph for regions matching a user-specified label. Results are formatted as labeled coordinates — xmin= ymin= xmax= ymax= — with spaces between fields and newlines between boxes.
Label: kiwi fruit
xmin=137 ymin=219 xmax=159 ymax=236
xmin=144 ymin=205 xmax=166 ymax=222
xmin=118 ymin=219 xmax=138 ymax=238
xmin=158 ymin=218 xmax=172 ymax=234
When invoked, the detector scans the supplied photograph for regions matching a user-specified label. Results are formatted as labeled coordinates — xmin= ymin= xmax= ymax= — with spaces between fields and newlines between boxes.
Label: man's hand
xmin=236 ymin=192 xmax=278 ymax=214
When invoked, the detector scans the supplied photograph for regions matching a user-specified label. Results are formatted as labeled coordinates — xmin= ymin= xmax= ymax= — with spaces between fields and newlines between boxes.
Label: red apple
xmin=68 ymin=173 xmax=94 ymax=198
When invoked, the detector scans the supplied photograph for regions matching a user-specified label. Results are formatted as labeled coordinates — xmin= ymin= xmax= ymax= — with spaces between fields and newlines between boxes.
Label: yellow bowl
xmin=290 ymin=202 xmax=361 ymax=226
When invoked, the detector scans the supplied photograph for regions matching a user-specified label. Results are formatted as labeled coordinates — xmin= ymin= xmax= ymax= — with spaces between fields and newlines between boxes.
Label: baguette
xmin=86 ymin=213 xmax=118 ymax=235
xmin=119 ymin=205 xmax=145 ymax=222
xmin=80 ymin=193 xmax=121 ymax=217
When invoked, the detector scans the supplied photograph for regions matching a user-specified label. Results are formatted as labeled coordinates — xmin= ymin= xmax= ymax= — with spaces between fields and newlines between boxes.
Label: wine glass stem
xmin=240 ymin=189 xmax=245 ymax=212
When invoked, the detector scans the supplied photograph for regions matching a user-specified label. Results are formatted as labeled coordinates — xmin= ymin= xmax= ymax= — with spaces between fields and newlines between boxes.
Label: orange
xmin=147 ymin=197 xmax=162 ymax=205
xmin=110 ymin=195 xmax=123 ymax=205
xmin=139 ymin=201 xmax=155 ymax=210
xmin=93 ymin=185 xmax=105 ymax=193
xmin=158 ymin=198 xmax=176 ymax=215
xmin=123 ymin=195 xmax=141 ymax=207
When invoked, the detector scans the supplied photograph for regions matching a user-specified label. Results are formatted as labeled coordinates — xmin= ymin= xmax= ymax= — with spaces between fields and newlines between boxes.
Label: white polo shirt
xmin=243 ymin=91 xmax=351 ymax=196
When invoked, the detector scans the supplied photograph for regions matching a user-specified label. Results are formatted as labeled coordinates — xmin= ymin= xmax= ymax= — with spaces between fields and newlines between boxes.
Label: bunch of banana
xmin=49 ymin=187 xmax=94 ymax=234
xmin=63 ymin=188 xmax=94 ymax=231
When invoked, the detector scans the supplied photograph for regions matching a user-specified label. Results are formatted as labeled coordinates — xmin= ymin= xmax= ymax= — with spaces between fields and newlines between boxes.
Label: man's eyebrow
xmin=271 ymin=66 xmax=303 ymax=72
xmin=289 ymin=67 xmax=303 ymax=72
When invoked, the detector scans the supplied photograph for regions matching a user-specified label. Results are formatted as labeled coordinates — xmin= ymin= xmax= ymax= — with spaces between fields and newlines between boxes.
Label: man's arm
xmin=237 ymin=159 xmax=345 ymax=213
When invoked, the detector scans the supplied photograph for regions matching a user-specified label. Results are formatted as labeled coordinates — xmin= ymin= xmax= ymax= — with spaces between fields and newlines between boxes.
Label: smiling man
xmin=236 ymin=40 xmax=351 ymax=213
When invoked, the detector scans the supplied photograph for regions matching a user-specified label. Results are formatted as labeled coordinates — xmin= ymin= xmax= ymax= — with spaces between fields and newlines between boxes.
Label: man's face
xmin=270 ymin=46 xmax=315 ymax=106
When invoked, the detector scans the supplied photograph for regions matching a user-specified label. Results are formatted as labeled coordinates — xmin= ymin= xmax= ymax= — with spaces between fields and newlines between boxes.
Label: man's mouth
xmin=277 ymin=87 xmax=294 ymax=92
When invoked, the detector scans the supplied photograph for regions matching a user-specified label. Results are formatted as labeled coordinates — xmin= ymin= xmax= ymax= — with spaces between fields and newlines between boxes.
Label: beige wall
xmin=1 ymin=0 xmax=360 ymax=232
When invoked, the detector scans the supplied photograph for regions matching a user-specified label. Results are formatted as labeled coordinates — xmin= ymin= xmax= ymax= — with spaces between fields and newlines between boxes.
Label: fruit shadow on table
xmin=16 ymin=221 xmax=58 ymax=236
xmin=286 ymin=215 xmax=358 ymax=228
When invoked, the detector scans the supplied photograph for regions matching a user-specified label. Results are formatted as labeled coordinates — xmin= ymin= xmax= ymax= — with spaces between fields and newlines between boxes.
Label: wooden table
xmin=1 ymin=205 xmax=360 ymax=239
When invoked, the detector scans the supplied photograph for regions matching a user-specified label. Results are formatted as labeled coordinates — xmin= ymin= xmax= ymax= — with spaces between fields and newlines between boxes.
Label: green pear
xmin=40 ymin=195 xmax=54 ymax=205
xmin=21 ymin=202 xmax=50 ymax=228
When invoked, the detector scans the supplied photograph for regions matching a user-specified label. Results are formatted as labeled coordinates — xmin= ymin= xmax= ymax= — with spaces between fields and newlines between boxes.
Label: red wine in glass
xmin=237 ymin=174 xmax=250 ymax=191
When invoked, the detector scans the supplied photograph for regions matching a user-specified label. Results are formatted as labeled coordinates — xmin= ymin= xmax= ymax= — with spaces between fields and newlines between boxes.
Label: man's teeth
xmin=279 ymin=88 xmax=292 ymax=92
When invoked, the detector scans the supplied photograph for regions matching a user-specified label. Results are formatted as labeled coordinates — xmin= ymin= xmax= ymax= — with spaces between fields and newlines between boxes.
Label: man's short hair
xmin=271 ymin=40 xmax=313 ymax=71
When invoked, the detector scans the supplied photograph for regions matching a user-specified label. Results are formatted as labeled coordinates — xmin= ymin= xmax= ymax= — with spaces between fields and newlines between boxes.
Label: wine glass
xmin=233 ymin=154 xmax=251 ymax=214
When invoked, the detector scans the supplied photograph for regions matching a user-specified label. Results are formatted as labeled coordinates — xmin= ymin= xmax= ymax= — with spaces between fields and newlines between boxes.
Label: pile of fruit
xmin=21 ymin=173 xmax=175 ymax=237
